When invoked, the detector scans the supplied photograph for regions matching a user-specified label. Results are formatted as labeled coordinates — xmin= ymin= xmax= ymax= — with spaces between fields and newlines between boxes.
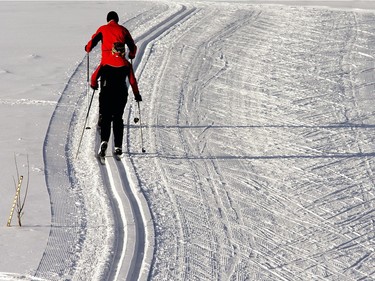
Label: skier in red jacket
xmin=85 ymin=11 xmax=137 ymax=89
xmin=85 ymin=11 xmax=142 ymax=159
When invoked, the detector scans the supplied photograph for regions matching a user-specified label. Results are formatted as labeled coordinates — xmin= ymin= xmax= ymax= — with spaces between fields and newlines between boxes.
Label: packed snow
xmin=0 ymin=1 xmax=374 ymax=280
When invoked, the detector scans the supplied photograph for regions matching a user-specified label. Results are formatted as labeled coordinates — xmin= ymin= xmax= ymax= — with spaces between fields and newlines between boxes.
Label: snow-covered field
xmin=1 ymin=1 xmax=375 ymax=280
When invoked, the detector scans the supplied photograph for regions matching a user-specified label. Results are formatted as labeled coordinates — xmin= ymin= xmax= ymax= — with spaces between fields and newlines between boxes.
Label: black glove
xmin=134 ymin=93 xmax=142 ymax=102
xmin=90 ymin=80 xmax=98 ymax=90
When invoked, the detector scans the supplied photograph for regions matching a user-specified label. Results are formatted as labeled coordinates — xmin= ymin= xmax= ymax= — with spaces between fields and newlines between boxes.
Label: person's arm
xmin=124 ymin=28 xmax=137 ymax=59
xmin=129 ymin=65 xmax=142 ymax=101
xmin=85 ymin=29 xmax=102 ymax=52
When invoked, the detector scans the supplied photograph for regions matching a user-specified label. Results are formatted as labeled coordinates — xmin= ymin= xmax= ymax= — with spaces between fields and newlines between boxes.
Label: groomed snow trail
xmin=35 ymin=3 xmax=193 ymax=280
xmin=33 ymin=2 xmax=375 ymax=281
xmin=93 ymin=5 xmax=197 ymax=281
xmin=128 ymin=3 xmax=375 ymax=280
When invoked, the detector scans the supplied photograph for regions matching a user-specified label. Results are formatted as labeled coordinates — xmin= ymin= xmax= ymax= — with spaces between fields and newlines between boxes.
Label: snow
xmin=1 ymin=0 xmax=375 ymax=280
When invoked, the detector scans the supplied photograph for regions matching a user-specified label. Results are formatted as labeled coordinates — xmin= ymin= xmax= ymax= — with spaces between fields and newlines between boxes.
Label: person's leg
xmin=112 ymin=92 xmax=127 ymax=148
xmin=98 ymin=94 xmax=111 ymax=156
xmin=100 ymin=115 xmax=111 ymax=144
xmin=99 ymin=91 xmax=112 ymax=141
xmin=113 ymin=115 xmax=124 ymax=148
xmin=97 ymin=66 xmax=113 ymax=156
xmin=111 ymin=67 xmax=128 ymax=150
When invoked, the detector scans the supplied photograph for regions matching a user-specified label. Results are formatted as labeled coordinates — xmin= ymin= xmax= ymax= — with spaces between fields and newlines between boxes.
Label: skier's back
xmin=85 ymin=11 xmax=142 ymax=160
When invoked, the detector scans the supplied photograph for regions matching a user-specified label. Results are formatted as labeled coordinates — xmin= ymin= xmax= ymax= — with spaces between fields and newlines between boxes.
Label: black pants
xmin=99 ymin=65 xmax=128 ymax=148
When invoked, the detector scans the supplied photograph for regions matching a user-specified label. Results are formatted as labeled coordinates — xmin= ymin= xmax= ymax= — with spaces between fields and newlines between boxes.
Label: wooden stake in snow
xmin=7 ymin=175 xmax=23 ymax=227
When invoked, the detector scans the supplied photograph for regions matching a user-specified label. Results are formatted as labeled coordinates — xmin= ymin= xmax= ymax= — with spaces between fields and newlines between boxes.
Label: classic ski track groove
xmin=102 ymin=6 xmax=197 ymax=281
xmin=35 ymin=4 xmax=195 ymax=281
xmin=127 ymin=4 xmax=375 ymax=281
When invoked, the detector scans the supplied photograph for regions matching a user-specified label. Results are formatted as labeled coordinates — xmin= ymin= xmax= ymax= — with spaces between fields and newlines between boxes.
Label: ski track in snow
xmin=30 ymin=1 xmax=375 ymax=281
xmin=34 ymin=3 xmax=191 ymax=280
xmin=128 ymin=2 xmax=375 ymax=281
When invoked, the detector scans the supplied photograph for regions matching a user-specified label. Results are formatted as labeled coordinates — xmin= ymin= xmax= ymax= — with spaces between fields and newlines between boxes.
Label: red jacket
xmin=85 ymin=20 xmax=137 ymax=67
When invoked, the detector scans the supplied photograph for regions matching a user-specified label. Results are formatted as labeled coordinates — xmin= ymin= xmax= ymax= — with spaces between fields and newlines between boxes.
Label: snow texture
xmin=0 ymin=1 xmax=375 ymax=281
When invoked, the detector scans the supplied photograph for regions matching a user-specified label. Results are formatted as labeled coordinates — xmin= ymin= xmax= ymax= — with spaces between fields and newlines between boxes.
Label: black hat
xmin=107 ymin=11 xmax=119 ymax=23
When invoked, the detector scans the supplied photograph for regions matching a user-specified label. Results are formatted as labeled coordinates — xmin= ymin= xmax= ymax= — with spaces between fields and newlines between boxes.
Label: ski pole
xmin=76 ymin=89 xmax=96 ymax=158
xmin=136 ymin=101 xmax=146 ymax=153
xmin=129 ymin=58 xmax=145 ymax=153
xmin=87 ymin=53 xmax=90 ymax=108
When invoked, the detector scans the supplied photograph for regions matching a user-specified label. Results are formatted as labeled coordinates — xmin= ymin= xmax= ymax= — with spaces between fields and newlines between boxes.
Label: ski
xmin=97 ymin=154 xmax=106 ymax=165
xmin=97 ymin=141 xmax=108 ymax=165
xmin=113 ymin=147 xmax=123 ymax=161
xmin=113 ymin=153 xmax=123 ymax=161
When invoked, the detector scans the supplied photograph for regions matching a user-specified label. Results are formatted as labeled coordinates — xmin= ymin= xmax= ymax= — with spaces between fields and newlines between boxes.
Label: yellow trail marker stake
xmin=7 ymin=176 xmax=23 ymax=227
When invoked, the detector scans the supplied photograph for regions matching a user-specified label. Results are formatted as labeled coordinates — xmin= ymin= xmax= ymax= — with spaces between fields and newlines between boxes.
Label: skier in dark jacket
xmin=85 ymin=11 xmax=142 ymax=159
